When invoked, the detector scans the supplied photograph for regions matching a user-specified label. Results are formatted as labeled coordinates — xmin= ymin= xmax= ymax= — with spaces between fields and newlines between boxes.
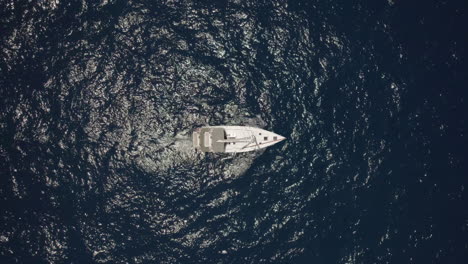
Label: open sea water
xmin=1 ymin=0 xmax=467 ymax=263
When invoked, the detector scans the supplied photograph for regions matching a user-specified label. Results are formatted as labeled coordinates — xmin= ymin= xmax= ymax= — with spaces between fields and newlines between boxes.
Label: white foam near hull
xmin=193 ymin=126 xmax=285 ymax=153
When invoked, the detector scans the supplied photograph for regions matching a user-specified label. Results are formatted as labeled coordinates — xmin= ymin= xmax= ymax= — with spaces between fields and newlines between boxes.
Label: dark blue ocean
xmin=1 ymin=0 xmax=467 ymax=263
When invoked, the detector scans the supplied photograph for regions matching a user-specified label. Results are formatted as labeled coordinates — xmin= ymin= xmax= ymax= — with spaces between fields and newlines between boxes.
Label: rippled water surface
xmin=1 ymin=0 xmax=467 ymax=263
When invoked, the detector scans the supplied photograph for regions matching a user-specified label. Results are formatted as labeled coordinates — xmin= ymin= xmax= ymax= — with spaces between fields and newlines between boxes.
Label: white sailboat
xmin=193 ymin=126 xmax=285 ymax=153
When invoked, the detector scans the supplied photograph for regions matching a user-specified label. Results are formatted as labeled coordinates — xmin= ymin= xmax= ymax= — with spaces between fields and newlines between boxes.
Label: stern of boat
xmin=192 ymin=130 xmax=200 ymax=149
